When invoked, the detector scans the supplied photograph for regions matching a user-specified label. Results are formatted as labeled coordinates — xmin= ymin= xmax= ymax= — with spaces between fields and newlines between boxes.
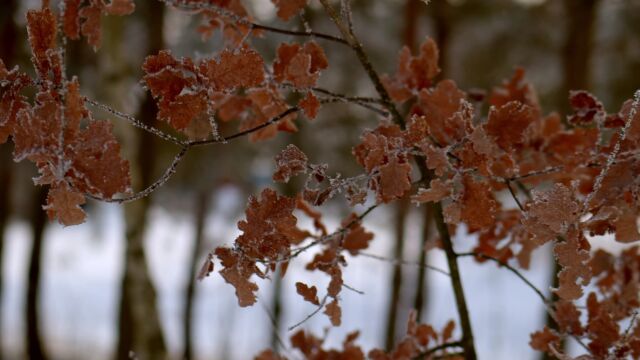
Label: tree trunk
xmin=562 ymin=0 xmax=600 ymax=97
xmin=0 ymin=0 xmax=18 ymax=354
xmin=183 ymin=191 xmax=211 ymax=360
xmin=430 ymin=0 xmax=452 ymax=77
xmin=115 ymin=4 xmax=167 ymax=360
xmin=413 ymin=206 xmax=433 ymax=322
xmin=385 ymin=197 xmax=410 ymax=351
xmin=26 ymin=187 xmax=49 ymax=360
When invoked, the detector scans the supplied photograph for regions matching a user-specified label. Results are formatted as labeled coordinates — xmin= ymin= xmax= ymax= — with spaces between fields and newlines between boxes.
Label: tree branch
xmin=317 ymin=1 xmax=477 ymax=357
xmin=161 ymin=0 xmax=348 ymax=45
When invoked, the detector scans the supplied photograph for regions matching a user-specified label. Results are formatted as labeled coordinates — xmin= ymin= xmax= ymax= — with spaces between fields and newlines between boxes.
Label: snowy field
xmin=0 ymin=188 xmax=602 ymax=360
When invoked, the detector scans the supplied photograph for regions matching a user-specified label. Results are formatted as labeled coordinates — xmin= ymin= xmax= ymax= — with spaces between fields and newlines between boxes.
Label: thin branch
xmin=189 ymin=107 xmax=301 ymax=146
xmin=307 ymin=87 xmax=383 ymax=103
xmin=317 ymin=1 xmax=476 ymax=357
xmin=288 ymin=294 xmax=329 ymax=331
xmin=85 ymin=98 xmax=185 ymax=146
xmin=505 ymin=179 xmax=525 ymax=212
xmin=342 ymin=283 xmax=365 ymax=295
xmin=317 ymin=0 xmax=403 ymax=125
xmin=258 ymin=297 xmax=289 ymax=355
xmin=88 ymin=145 xmax=189 ymax=203
xmin=583 ymin=89 xmax=640 ymax=214
xmin=456 ymin=252 xmax=548 ymax=305
xmin=161 ymin=0 xmax=348 ymax=45
xmin=358 ymin=252 xmax=450 ymax=277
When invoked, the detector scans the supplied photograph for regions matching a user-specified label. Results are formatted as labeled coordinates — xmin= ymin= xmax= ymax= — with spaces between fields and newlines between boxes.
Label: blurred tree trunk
xmin=385 ymin=197 xmax=410 ymax=351
xmin=413 ymin=206 xmax=433 ymax=321
xmin=0 ymin=145 xmax=10 ymax=355
xmin=0 ymin=0 xmax=18 ymax=354
xmin=183 ymin=190 xmax=211 ymax=360
xmin=562 ymin=0 xmax=601 ymax=97
xmin=26 ymin=187 xmax=49 ymax=360
xmin=430 ymin=0 xmax=452 ymax=76
xmin=115 ymin=4 xmax=168 ymax=360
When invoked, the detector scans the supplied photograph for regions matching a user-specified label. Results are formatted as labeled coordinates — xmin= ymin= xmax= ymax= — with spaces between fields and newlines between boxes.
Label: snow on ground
xmin=1 ymin=188 xmax=594 ymax=359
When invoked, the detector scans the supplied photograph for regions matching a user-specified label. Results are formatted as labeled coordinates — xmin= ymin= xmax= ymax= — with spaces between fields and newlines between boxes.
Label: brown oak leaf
xmin=324 ymin=299 xmax=342 ymax=326
xmin=271 ymin=0 xmax=307 ymax=20
xmin=273 ymin=144 xmax=308 ymax=183
xmin=295 ymin=282 xmax=320 ymax=305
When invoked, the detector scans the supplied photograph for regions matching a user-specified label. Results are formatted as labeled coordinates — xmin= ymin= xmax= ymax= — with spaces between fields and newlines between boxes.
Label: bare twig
xmin=456 ymin=252 xmax=548 ymax=305
xmin=288 ymin=294 xmax=329 ymax=331
xmin=161 ymin=0 xmax=348 ymax=45
xmin=358 ymin=252 xmax=450 ymax=277
xmin=583 ymin=89 xmax=640 ymax=214
xmin=85 ymin=98 xmax=185 ymax=146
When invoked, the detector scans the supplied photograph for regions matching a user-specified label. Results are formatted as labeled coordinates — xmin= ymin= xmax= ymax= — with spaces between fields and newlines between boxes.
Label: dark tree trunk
xmin=385 ymin=197 xmax=410 ymax=351
xmin=413 ymin=206 xmax=433 ymax=322
xmin=562 ymin=0 xmax=600 ymax=97
xmin=403 ymin=0 xmax=422 ymax=50
xmin=183 ymin=191 xmax=211 ymax=360
xmin=115 ymin=4 xmax=168 ymax=360
xmin=430 ymin=0 xmax=452 ymax=77
xmin=0 ymin=0 xmax=18 ymax=354
xmin=26 ymin=188 xmax=49 ymax=360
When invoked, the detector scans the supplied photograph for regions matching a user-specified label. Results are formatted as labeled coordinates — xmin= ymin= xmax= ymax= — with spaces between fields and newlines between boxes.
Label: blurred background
xmin=1 ymin=0 xmax=639 ymax=359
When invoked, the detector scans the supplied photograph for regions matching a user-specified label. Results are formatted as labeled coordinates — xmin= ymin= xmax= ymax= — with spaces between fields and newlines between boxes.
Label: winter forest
xmin=1 ymin=0 xmax=640 ymax=359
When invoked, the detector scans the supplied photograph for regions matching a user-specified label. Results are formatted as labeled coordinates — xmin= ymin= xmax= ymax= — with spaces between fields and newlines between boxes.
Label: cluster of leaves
xmin=256 ymin=310 xmax=460 ymax=360
xmin=210 ymin=31 xmax=640 ymax=358
xmin=5 ymin=0 xmax=640 ymax=359
xmin=1 ymin=1 xmax=133 ymax=225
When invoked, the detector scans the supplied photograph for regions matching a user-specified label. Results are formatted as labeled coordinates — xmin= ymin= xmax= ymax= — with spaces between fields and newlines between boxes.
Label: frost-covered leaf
xmin=273 ymin=144 xmax=308 ymax=183
xmin=412 ymin=179 xmax=450 ymax=204
xmin=271 ymin=0 xmax=307 ymax=20
xmin=273 ymin=42 xmax=328 ymax=88
xmin=44 ymin=184 xmax=87 ymax=226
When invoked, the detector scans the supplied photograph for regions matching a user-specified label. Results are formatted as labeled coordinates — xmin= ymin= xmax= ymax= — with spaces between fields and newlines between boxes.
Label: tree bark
xmin=562 ymin=0 xmax=600 ymax=97
xmin=115 ymin=4 xmax=168 ymax=360
xmin=413 ymin=206 xmax=432 ymax=321
xmin=26 ymin=187 xmax=49 ymax=360
xmin=385 ymin=197 xmax=410 ymax=351
xmin=430 ymin=0 xmax=452 ymax=77
xmin=182 ymin=191 xmax=211 ymax=360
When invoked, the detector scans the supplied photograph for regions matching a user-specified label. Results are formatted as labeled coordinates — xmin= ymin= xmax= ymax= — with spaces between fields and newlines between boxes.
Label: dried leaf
xmin=412 ymin=179 xmax=451 ymax=204
xmin=44 ymin=184 xmax=87 ymax=226
xmin=273 ymin=144 xmax=308 ymax=183
xmin=299 ymin=91 xmax=320 ymax=120
xmin=271 ymin=0 xmax=307 ymax=20
xmin=530 ymin=327 xmax=560 ymax=353
xmin=568 ymin=90 xmax=604 ymax=126
xmin=273 ymin=42 xmax=328 ymax=88
xmin=486 ymin=101 xmax=537 ymax=151
xmin=377 ymin=156 xmax=412 ymax=203
xmin=215 ymin=247 xmax=260 ymax=307
xmin=324 ymin=299 xmax=342 ymax=326
xmin=204 ymin=48 xmax=265 ymax=91
xmin=295 ymin=282 xmax=320 ymax=305
xmin=342 ymin=214 xmax=374 ymax=255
